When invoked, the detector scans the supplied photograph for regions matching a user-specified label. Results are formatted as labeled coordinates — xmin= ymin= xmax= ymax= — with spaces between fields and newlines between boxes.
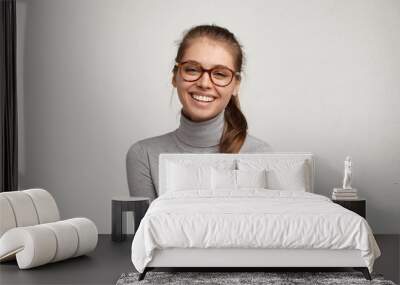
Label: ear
xmin=232 ymin=80 xmax=241 ymax=96
xmin=172 ymin=75 xmax=177 ymax=88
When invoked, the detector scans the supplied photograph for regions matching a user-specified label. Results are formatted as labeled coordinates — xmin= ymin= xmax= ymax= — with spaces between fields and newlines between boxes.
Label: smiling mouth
xmin=189 ymin=93 xmax=216 ymax=103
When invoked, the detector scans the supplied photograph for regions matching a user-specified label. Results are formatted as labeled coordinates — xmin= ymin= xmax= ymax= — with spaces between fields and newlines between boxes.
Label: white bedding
xmin=131 ymin=189 xmax=380 ymax=273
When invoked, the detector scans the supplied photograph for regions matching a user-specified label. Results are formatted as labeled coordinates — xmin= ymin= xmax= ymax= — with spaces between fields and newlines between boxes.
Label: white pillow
xmin=236 ymin=169 xmax=268 ymax=188
xmin=267 ymin=166 xmax=306 ymax=191
xmin=211 ymin=168 xmax=268 ymax=190
xmin=211 ymin=168 xmax=237 ymax=190
xmin=166 ymin=162 xmax=212 ymax=191
xmin=237 ymin=159 xmax=307 ymax=191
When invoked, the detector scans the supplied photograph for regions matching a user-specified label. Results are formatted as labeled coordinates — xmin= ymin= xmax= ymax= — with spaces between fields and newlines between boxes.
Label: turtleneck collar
xmin=175 ymin=109 xmax=225 ymax=148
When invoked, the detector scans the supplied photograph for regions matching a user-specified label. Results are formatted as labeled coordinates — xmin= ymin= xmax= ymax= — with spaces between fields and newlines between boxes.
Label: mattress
xmin=131 ymin=189 xmax=381 ymax=273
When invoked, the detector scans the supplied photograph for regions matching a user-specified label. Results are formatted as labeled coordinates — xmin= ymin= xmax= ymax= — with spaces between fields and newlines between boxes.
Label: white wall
xmin=16 ymin=0 xmax=400 ymax=234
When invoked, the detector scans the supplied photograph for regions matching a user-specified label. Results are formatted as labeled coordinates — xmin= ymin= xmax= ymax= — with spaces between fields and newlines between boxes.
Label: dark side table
xmin=111 ymin=196 xmax=150 ymax=242
xmin=332 ymin=198 xmax=366 ymax=219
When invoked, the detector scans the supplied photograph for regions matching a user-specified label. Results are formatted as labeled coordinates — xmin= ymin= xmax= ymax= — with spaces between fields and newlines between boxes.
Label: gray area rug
xmin=116 ymin=271 xmax=396 ymax=285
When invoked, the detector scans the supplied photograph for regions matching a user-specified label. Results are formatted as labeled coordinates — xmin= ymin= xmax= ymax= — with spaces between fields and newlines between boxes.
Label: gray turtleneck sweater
xmin=126 ymin=110 xmax=272 ymax=200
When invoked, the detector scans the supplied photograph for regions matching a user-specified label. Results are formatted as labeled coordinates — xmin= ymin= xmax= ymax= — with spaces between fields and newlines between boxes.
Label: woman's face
xmin=172 ymin=37 xmax=240 ymax=122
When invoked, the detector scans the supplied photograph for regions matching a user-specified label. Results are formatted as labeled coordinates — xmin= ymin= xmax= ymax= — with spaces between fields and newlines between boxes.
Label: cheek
xmin=175 ymin=77 xmax=191 ymax=93
xmin=215 ymin=87 xmax=234 ymax=104
xmin=175 ymin=80 xmax=190 ymax=100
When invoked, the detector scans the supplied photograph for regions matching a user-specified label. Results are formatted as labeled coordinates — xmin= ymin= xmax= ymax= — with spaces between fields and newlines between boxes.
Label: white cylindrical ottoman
xmin=0 ymin=218 xmax=98 ymax=269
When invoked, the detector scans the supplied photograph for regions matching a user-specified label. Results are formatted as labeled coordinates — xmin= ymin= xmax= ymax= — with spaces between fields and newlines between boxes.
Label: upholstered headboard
xmin=159 ymin=153 xmax=315 ymax=195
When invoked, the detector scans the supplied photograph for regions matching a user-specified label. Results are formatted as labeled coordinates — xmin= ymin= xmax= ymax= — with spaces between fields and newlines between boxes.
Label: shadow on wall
xmin=16 ymin=0 xmax=27 ymax=189
xmin=313 ymin=154 xmax=342 ymax=198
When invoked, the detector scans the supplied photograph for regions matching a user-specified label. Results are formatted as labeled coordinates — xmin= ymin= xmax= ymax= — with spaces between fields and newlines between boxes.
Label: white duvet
xmin=131 ymin=189 xmax=381 ymax=273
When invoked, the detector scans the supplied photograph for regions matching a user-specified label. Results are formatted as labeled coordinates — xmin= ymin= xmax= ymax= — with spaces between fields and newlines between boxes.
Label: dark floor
xmin=0 ymin=235 xmax=133 ymax=285
xmin=0 ymin=234 xmax=399 ymax=285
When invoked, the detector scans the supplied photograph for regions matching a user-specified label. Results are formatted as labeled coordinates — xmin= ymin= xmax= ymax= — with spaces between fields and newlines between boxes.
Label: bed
xmin=130 ymin=153 xmax=381 ymax=281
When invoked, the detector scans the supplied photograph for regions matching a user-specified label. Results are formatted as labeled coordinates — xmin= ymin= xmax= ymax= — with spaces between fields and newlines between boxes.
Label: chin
xmin=184 ymin=107 xmax=219 ymax=122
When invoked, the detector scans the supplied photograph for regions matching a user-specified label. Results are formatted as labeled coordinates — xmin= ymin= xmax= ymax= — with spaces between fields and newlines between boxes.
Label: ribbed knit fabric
xmin=126 ymin=109 xmax=272 ymax=200
xmin=175 ymin=110 xmax=225 ymax=148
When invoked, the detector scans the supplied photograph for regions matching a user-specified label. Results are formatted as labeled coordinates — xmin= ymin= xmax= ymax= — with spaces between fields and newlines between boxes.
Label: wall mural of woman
xmin=126 ymin=24 xmax=272 ymax=201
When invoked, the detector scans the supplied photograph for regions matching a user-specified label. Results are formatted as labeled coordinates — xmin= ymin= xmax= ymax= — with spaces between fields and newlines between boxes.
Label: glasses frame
xmin=175 ymin=61 xmax=240 ymax=87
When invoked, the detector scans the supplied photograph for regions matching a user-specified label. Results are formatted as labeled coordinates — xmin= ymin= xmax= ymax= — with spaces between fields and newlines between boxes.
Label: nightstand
xmin=332 ymin=198 xmax=366 ymax=218
xmin=111 ymin=196 xmax=150 ymax=242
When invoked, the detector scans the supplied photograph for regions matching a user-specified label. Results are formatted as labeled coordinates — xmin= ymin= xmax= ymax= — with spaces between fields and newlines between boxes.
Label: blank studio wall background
xmin=15 ymin=0 xmax=400 ymax=234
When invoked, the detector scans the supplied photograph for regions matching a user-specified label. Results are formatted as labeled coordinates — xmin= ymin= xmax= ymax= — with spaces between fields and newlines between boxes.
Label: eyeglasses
xmin=175 ymin=61 xmax=240 ymax=87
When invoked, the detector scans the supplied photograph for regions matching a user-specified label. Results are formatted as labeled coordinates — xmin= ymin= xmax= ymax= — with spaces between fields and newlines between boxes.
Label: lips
xmin=189 ymin=92 xmax=216 ymax=103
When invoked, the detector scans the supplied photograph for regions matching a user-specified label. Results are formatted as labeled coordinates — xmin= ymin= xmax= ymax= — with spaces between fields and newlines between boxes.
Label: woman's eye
xmin=184 ymin=67 xmax=200 ymax=73
xmin=213 ymin=71 xmax=229 ymax=78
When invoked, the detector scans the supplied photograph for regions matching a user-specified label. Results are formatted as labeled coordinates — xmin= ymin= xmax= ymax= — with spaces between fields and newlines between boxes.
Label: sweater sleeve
xmin=126 ymin=141 xmax=157 ymax=201
xmin=240 ymin=134 xmax=274 ymax=153
xmin=254 ymin=141 xmax=274 ymax=153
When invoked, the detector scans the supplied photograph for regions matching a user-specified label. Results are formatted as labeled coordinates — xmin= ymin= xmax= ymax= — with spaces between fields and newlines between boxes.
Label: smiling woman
xmin=172 ymin=28 xmax=245 ymax=153
xmin=126 ymin=24 xmax=273 ymax=200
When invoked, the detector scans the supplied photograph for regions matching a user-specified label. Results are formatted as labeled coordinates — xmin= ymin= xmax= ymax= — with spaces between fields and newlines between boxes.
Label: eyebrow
xmin=185 ymin=60 xmax=233 ymax=70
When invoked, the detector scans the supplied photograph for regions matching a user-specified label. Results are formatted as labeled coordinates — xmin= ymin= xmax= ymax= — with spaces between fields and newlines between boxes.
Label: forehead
xmin=181 ymin=37 xmax=236 ymax=70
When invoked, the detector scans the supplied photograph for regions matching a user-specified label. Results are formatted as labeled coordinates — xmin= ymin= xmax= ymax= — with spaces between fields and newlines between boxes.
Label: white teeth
xmin=191 ymin=93 xmax=215 ymax=102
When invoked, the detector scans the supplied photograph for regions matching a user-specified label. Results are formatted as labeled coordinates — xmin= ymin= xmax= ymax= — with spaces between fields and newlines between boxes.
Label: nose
xmin=196 ymin=71 xmax=213 ymax=89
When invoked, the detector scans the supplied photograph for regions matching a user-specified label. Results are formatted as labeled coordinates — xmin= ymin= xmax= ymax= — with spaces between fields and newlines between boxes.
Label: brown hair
xmin=172 ymin=24 xmax=248 ymax=153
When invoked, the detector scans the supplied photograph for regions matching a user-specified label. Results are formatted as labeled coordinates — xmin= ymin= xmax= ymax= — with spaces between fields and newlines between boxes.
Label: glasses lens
xmin=211 ymin=67 xmax=233 ymax=86
xmin=179 ymin=62 xmax=234 ymax=87
xmin=181 ymin=62 xmax=202 ymax=81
